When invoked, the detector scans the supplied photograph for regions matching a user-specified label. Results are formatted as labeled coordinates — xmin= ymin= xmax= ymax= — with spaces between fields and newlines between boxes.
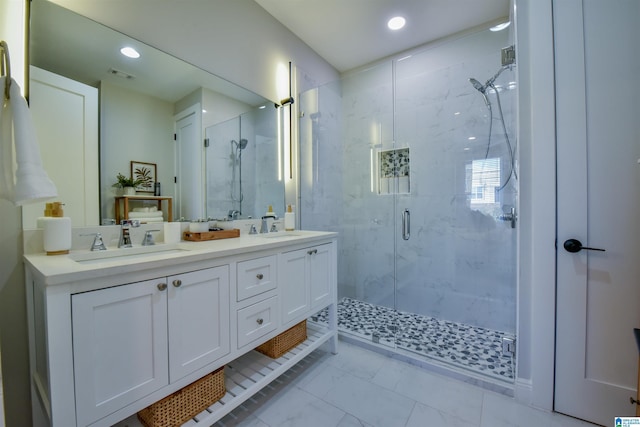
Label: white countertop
xmin=25 ymin=230 xmax=337 ymax=286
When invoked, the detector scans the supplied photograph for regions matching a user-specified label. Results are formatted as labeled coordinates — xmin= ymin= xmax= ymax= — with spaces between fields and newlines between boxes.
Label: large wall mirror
xmin=26 ymin=0 xmax=284 ymax=228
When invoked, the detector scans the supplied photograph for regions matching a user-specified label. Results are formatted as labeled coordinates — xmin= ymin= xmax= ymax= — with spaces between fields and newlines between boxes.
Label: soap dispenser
xmin=41 ymin=202 xmax=72 ymax=255
xmin=284 ymin=204 xmax=295 ymax=231
xmin=265 ymin=205 xmax=275 ymax=217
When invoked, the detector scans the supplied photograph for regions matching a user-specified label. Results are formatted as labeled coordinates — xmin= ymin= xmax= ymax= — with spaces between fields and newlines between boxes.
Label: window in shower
xmin=466 ymin=157 xmax=500 ymax=207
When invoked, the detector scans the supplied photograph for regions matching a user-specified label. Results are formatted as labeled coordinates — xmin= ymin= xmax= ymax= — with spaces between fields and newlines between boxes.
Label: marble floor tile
xmin=214 ymin=340 xmax=596 ymax=427
xmin=303 ymin=364 xmax=416 ymax=427
xmin=406 ymin=402 xmax=479 ymax=427
xmin=117 ymin=339 xmax=597 ymax=427
xmin=250 ymin=387 xmax=345 ymax=427
xmin=479 ymin=392 xmax=595 ymax=427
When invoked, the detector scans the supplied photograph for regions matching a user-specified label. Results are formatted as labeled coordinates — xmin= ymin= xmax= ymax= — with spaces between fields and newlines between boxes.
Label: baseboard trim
xmin=515 ymin=377 xmax=533 ymax=405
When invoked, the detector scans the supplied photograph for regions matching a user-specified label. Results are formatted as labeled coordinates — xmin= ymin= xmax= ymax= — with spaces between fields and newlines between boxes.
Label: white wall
xmin=0 ymin=0 xmax=33 ymax=425
xmin=49 ymin=0 xmax=340 ymax=103
xmin=100 ymin=81 xmax=175 ymax=221
xmin=515 ymin=0 xmax=557 ymax=409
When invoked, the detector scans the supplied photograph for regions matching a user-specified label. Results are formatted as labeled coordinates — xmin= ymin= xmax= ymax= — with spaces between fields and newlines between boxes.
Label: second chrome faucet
xmin=118 ymin=220 xmax=140 ymax=248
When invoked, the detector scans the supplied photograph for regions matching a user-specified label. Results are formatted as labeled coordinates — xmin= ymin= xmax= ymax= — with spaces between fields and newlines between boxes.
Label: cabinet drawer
xmin=237 ymin=296 xmax=278 ymax=348
xmin=237 ymin=255 xmax=277 ymax=301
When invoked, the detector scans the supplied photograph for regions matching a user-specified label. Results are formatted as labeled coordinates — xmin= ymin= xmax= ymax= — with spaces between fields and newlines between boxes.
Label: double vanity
xmin=24 ymin=229 xmax=338 ymax=427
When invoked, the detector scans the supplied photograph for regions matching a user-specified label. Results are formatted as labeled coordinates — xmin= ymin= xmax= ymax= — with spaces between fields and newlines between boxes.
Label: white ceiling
xmin=30 ymin=0 xmax=269 ymax=105
xmin=30 ymin=0 xmax=510 ymax=104
xmin=255 ymin=0 xmax=511 ymax=72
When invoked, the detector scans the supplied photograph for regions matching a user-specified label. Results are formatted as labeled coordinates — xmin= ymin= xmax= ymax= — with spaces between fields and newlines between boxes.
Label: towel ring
xmin=0 ymin=40 xmax=11 ymax=100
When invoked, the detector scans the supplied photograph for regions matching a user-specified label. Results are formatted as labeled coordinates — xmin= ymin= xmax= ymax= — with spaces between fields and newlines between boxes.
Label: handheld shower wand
xmin=469 ymin=77 xmax=490 ymax=108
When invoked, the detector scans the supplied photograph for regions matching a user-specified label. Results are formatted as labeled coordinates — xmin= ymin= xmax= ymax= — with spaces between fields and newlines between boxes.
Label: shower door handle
xmin=402 ymin=209 xmax=410 ymax=240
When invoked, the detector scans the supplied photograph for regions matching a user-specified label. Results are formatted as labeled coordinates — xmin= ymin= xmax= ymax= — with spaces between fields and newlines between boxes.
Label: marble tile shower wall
xmin=206 ymin=108 xmax=278 ymax=220
xmin=301 ymin=27 xmax=517 ymax=334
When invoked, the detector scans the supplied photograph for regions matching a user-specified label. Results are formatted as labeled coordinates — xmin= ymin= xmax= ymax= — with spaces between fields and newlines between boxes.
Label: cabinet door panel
xmin=168 ymin=266 xmax=230 ymax=381
xmin=279 ymin=250 xmax=310 ymax=325
xmin=72 ymin=279 xmax=168 ymax=426
xmin=310 ymin=244 xmax=333 ymax=310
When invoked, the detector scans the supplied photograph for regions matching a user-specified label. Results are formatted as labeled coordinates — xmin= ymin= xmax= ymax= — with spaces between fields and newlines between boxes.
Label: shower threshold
xmin=312 ymin=297 xmax=515 ymax=383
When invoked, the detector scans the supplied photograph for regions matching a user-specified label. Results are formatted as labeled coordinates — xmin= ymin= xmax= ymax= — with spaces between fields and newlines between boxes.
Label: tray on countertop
xmin=183 ymin=229 xmax=240 ymax=241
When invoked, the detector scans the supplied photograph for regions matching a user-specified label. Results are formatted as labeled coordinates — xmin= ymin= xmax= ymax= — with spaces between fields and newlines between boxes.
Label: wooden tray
xmin=183 ymin=229 xmax=240 ymax=241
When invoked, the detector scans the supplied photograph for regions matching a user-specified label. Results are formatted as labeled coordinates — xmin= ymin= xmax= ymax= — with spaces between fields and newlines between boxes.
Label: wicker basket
xmin=256 ymin=320 xmax=307 ymax=358
xmin=137 ymin=367 xmax=225 ymax=427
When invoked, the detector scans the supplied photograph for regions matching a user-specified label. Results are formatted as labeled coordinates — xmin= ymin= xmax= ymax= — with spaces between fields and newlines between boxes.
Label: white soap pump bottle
xmin=284 ymin=204 xmax=295 ymax=231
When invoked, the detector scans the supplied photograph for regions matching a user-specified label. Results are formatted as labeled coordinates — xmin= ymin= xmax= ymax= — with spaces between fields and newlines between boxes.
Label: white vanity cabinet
xmin=71 ymin=266 xmax=230 ymax=426
xmin=24 ymin=231 xmax=338 ymax=427
xmin=280 ymin=243 xmax=334 ymax=327
xmin=166 ymin=267 xmax=230 ymax=381
xmin=72 ymin=278 xmax=170 ymax=426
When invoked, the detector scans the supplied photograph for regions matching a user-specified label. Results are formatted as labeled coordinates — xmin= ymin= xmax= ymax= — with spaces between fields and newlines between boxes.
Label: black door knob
xmin=563 ymin=238 xmax=605 ymax=253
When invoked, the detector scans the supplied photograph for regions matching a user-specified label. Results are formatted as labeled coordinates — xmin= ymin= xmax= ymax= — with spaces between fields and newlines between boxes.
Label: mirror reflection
xmin=28 ymin=0 xmax=283 ymax=227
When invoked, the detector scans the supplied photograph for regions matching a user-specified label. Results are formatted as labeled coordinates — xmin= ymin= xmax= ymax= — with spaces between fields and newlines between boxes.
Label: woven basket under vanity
xmin=137 ymin=366 xmax=225 ymax=427
xmin=255 ymin=320 xmax=307 ymax=358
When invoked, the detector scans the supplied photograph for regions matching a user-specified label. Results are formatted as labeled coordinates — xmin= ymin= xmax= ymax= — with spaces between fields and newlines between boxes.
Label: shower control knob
xmin=563 ymin=238 xmax=605 ymax=253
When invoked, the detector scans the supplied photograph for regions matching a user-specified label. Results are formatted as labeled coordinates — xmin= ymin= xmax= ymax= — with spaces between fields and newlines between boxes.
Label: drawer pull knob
xmin=157 ymin=283 xmax=167 ymax=291
xmin=256 ymin=318 xmax=264 ymax=325
xmin=173 ymin=279 xmax=182 ymax=287
xmin=307 ymin=249 xmax=318 ymax=255
xmin=256 ymin=273 xmax=264 ymax=280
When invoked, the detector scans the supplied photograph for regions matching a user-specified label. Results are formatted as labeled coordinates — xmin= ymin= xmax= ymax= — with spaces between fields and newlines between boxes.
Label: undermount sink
xmin=260 ymin=232 xmax=303 ymax=239
xmin=70 ymin=244 xmax=191 ymax=264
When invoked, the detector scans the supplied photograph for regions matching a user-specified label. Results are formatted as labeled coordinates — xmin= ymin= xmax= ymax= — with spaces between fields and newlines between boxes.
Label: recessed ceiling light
xmin=490 ymin=21 xmax=511 ymax=32
xmin=388 ymin=16 xmax=406 ymax=31
xmin=120 ymin=46 xmax=140 ymax=58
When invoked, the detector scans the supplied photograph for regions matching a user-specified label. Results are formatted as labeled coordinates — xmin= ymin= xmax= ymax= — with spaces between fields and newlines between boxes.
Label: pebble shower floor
xmin=312 ymin=297 xmax=515 ymax=382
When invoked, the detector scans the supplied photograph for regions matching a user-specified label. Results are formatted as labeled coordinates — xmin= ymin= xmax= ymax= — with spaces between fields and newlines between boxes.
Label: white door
xmin=279 ymin=248 xmax=311 ymax=326
xmin=167 ymin=266 xmax=230 ymax=382
xmin=25 ymin=66 xmax=99 ymax=228
xmin=309 ymin=243 xmax=332 ymax=311
xmin=72 ymin=279 xmax=169 ymax=426
xmin=554 ymin=1 xmax=640 ymax=424
xmin=175 ymin=105 xmax=202 ymax=221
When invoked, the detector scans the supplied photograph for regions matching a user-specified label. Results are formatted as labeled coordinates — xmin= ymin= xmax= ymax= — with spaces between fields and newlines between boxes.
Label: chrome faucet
xmin=141 ymin=230 xmax=160 ymax=246
xmin=260 ymin=215 xmax=276 ymax=233
xmin=118 ymin=220 xmax=140 ymax=248
xmin=228 ymin=209 xmax=240 ymax=220
xmin=82 ymin=233 xmax=107 ymax=251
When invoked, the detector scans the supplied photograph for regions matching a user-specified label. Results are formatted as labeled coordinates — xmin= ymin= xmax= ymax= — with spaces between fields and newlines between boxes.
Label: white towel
xmin=0 ymin=77 xmax=57 ymax=205
xmin=128 ymin=211 xmax=163 ymax=218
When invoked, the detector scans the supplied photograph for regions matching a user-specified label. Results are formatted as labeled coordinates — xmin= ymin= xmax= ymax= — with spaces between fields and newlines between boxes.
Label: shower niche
xmin=378 ymin=148 xmax=410 ymax=195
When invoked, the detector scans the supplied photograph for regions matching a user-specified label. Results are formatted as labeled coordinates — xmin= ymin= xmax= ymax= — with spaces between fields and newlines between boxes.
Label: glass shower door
xmin=299 ymin=61 xmax=400 ymax=349
xmin=392 ymin=30 xmax=518 ymax=381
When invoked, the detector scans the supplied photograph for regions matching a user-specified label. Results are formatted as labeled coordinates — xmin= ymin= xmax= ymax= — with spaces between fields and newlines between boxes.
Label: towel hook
xmin=0 ymin=40 xmax=11 ymax=100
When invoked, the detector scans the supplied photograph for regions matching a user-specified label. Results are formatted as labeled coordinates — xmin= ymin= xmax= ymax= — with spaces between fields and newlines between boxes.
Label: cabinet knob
xmin=256 ymin=273 xmax=264 ymax=280
xmin=256 ymin=318 xmax=264 ymax=325
xmin=157 ymin=283 xmax=167 ymax=291
xmin=172 ymin=279 xmax=182 ymax=287
xmin=307 ymin=249 xmax=318 ymax=255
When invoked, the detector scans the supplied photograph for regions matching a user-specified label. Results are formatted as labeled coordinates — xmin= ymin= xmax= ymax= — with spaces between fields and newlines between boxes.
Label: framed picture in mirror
xmin=131 ymin=161 xmax=156 ymax=193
